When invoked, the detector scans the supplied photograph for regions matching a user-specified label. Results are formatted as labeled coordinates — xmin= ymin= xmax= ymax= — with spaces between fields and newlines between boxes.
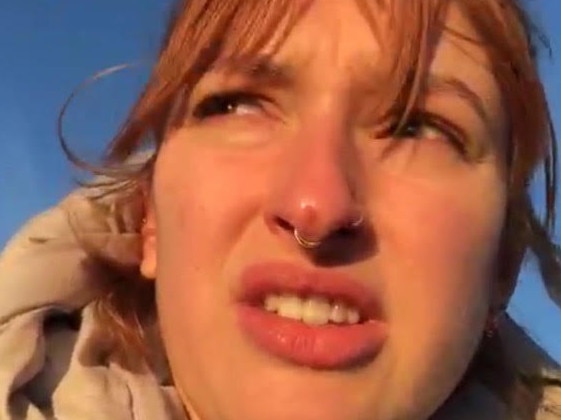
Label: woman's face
xmin=141 ymin=1 xmax=508 ymax=419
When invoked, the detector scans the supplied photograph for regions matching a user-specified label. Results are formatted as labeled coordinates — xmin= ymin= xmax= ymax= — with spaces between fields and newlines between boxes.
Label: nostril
xmin=275 ymin=217 xmax=294 ymax=233
xmin=336 ymin=225 xmax=354 ymax=237
xmin=335 ymin=225 xmax=360 ymax=239
xmin=265 ymin=213 xmax=294 ymax=234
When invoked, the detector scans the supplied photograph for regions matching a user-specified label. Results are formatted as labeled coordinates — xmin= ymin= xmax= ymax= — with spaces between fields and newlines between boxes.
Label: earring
xmin=484 ymin=306 xmax=505 ymax=339
xmin=484 ymin=316 xmax=499 ymax=338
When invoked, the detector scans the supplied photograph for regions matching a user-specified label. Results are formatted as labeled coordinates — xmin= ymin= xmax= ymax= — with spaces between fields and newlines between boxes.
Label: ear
xmin=140 ymin=190 xmax=157 ymax=280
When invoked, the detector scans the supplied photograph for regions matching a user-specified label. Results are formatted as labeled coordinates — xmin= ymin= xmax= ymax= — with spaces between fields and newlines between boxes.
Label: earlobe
xmin=140 ymin=203 xmax=158 ymax=280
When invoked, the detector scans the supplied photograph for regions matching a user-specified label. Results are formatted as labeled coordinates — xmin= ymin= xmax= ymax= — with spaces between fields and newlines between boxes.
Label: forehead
xmin=268 ymin=2 xmax=487 ymax=72
xmin=209 ymin=1 xmax=501 ymax=108
xmin=209 ymin=1 xmax=495 ymax=88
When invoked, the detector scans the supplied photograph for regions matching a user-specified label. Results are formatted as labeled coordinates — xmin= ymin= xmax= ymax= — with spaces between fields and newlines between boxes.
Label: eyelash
xmin=389 ymin=112 xmax=466 ymax=154
xmin=191 ymin=90 xmax=265 ymax=120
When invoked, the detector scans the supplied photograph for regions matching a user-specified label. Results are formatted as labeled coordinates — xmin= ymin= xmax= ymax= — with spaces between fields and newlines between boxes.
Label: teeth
xmin=330 ymin=302 xmax=348 ymax=324
xmin=261 ymin=294 xmax=361 ymax=325
xmin=264 ymin=295 xmax=280 ymax=312
xmin=302 ymin=296 xmax=331 ymax=326
xmin=277 ymin=295 xmax=302 ymax=320
xmin=347 ymin=308 xmax=360 ymax=324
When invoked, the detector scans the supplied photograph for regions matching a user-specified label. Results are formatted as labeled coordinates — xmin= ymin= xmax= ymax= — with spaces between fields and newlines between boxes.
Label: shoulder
xmin=537 ymin=371 xmax=561 ymax=419
xmin=500 ymin=315 xmax=561 ymax=419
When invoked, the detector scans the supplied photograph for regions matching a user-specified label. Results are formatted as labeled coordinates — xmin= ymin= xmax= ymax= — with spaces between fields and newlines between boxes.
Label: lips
xmin=235 ymin=261 xmax=388 ymax=369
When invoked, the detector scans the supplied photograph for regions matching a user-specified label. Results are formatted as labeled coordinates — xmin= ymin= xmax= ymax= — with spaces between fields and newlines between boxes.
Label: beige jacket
xmin=0 ymin=187 xmax=559 ymax=419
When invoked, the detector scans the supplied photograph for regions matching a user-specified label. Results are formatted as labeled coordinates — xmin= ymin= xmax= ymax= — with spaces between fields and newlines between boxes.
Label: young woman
xmin=0 ymin=0 xmax=560 ymax=419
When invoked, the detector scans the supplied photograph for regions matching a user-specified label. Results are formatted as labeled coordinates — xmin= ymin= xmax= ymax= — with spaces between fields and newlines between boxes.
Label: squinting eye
xmin=391 ymin=113 xmax=466 ymax=154
xmin=192 ymin=92 xmax=263 ymax=120
xmin=394 ymin=118 xmax=440 ymax=140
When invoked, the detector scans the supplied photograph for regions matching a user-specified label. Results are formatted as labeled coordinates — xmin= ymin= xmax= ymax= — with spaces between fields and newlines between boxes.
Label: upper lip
xmin=235 ymin=261 xmax=382 ymax=321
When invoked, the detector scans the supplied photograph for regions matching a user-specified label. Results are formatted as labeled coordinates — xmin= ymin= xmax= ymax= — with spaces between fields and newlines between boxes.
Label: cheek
xmin=152 ymin=138 xmax=270 ymax=269
xmin=372 ymin=170 xmax=506 ymax=397
xmin=375 ymin=170 xmax=505 ymax=306
xmin=150 ymin=133 xmax=283 ymax=416
xmin=150 ymin=134 xmax=274 ymax=340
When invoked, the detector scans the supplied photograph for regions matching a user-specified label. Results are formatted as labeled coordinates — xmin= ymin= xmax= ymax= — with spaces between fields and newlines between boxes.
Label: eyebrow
xmin=211 ymin=54 xmax=296 ymax=88
xmin=425 ymin=74 xmax=490 ymax=128
xmin=211 ymin=55 xmax=491 ymax=129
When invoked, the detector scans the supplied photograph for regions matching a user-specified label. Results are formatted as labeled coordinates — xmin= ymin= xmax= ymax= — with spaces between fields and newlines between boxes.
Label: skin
xmin=141 ymin=1 xmax=508 ymax=419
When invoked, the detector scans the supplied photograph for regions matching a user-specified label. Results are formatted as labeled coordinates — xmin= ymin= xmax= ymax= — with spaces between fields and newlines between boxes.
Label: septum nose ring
xmin=293 ymin=213 xmax=365 ymax=249
xmin=293 ymin=229 xmax=323 ymax=249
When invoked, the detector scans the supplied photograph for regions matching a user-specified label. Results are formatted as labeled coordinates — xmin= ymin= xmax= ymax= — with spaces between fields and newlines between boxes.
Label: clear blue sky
xmin=1 ymin=2 xmax=560 ymax=361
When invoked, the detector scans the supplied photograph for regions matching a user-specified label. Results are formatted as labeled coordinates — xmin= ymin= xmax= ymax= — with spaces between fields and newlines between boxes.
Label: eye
xmin=391 ymin=112 xmax=466 ymax=153
xmin=191 ymin=91 xmax=265 ymax=120
xmin=393 ymin=117 xmax=440 ymax=139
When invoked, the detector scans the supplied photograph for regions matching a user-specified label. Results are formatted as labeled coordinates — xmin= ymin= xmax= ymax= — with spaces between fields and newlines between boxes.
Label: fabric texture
xmin=0 ymin=186 xmax=559 ymax=419
xmin=0 ymin=187 xmax=184 ymax=420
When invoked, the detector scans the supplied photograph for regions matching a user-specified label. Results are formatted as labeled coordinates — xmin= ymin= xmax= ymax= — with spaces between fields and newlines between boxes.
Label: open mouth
xmin=235 ymin=261 xmax=388 ymax=369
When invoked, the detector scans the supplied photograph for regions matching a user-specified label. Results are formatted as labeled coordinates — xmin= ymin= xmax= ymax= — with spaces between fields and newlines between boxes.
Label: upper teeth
xmin=263 ymin=294 xmax=361 ymax=326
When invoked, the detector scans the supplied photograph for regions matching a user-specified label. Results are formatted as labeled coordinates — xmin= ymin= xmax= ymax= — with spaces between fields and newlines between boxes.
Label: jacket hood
xmin=0 ymin=186 xmax=559 ymax=419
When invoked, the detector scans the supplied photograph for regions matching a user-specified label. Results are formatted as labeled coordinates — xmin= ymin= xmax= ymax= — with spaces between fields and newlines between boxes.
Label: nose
xmin=264 ymin=114 xmax=364 ymax=247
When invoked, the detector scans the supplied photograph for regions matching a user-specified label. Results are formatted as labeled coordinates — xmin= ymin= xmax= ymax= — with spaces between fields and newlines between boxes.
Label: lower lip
xmin=237 ymin=305 xmax=388 ymax=369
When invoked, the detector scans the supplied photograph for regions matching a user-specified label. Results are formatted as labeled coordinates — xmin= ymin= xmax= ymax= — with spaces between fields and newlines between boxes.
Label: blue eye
xmin=192 ymin=91 xmax=263 ymax=120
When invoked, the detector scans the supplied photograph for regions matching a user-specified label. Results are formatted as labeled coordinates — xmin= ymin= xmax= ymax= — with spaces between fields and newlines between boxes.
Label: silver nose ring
xmin=293 ymin=213 xmax=365 ymax=249
xmin=348 ymin=213 xmax=364 ymax=229
xmin=293 ymin=229 xmax=323 ymax=249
